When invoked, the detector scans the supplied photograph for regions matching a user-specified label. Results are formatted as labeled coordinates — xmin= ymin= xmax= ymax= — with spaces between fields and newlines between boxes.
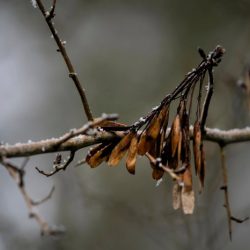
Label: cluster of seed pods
xmin=86 ymin=46 xmax=225 ymax=214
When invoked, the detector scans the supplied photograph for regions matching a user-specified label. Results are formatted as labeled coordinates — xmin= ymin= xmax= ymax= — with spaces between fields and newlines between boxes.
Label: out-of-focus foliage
xmin=0 ymin=0 xmax=250 ymax=249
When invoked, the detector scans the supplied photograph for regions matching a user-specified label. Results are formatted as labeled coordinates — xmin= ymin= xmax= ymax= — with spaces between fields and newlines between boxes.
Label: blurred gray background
xmin=1 ymin=0 xmax=250 ymax=249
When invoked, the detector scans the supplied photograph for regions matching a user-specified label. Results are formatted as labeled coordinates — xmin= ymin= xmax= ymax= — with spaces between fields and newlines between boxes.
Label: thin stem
xmin=200 ymin=67 xmax=214 ymax=132
xmin=0 ymin=158 xmax=63 ymax=235
xmin=36 ymin=0 xmax=93 ymax=121
xmin=220 ymin=145 xmax=232 ymax=240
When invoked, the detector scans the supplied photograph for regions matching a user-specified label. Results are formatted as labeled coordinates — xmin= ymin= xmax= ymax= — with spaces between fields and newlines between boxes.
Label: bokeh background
xmin=1 ymin=0 xmax=250 ymax=249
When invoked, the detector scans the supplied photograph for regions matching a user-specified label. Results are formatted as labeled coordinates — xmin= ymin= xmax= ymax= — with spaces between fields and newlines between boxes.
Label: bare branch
xmin=219 ymin=145 xmax=249 ymax=241
xmin=145 ymin=153 xmax=181 ymax=181
xmin=31 ymin=186 xmax=55 ymax=206
xmin=0 ymin=158 xmax=63 ymax=235
xmin=35 ymin=0 xmax=93 ymax=121
xmin=1 ymin=126 xmax=250 ymax=159
xmin=35 ymin=150 xmax=75 ymax=177
xmin=220 ymin=145 xmax=232 ymax=240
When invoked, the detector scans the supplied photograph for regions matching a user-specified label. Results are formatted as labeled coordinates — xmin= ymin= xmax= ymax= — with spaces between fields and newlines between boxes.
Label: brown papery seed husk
xmin=172 ymin=182 xmax=181 ymax=210
xmin=193 ymin=120 xmax=201 ymax=175
xmin=171 ymin=114 xmax=181 ymax=157
xmin=137 ymin=131 xmax=151 ymax=155
xmin=181 ymin=111 xmax=190 ymax=163
xmin=93 ymin=120 xmax=127 ymax=128
xmin=147 ymin=115 xmax=160 ymax=140
xmin=177 ymin=131 xmax=182 ymax=166
xmin=86 ymin=143 xmax=106 ymax=164
xmin=160 ymin=106 xmax=170 ymax=151
xmin=182 ymin=167 xmax=193 ymax=192
xmin=147 ymin=107 xmax=166 ymax=140
xmin=181 ymin=165 xmax=195 ymax=214
xmin=199 ymin=143 xmax=206 ymax=191
xmin=87 ymin=143 xmax=115 ymax=168
xmin=108 ymin=132 xmax=134 ymax=166
xmin=152 ymin=168 xmax=164 ymax=180
xmin=181 ymin=188 xmax=195 ymax=214
xmin=126 ymin=136 xmax=138 ymax=175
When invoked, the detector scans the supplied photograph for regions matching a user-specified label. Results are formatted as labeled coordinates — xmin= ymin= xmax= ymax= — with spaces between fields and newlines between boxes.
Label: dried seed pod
xmin=193 ymin=120 xmax=201 ymax=175
xmin=172 ymin=182 xmax=181 ymax=210
xmin=108 ymin=132 xmax=134 ymax=166
xmin=181 ymin=110 xmax=190 ymax=163
xmin=137 ymin=131 xmax=151 ymax=155
xmin=147 ymin=113 xmax=162 ymax=140
xmin=180 ymin=165 xmax=194 ymax=214
xmin=161 ymin=135 xmax=171 ymax=166
xmin=160 ymin=105 xmax=170 ymax=151
xmin=152 ymin=168 xmax=164 ymax=180
xmin=168 ymin=154 xmax=178 ymax=170
xmin=93 ymin=120 xmax=127 ymax=129
xmin=177 ymin=130 xmax=182 ymax=165
xmin=171 ymin=114 xmax=181 ymax=157
xmin=181 ymin=188 xmax=195 ymax=214
xmin=199 ymin=143 xmax=206 ymax=191
xmin=138 ymin=104 xmax=169 ymax=156
xmin=86 ymin=142 xmax=116 ymax=168
xmin=126 ymin=136 xmax=138 ymax=175
xmin=182 ymin=167 xmax=193 ymax=192
xmin=149 ymin=104 xmax=169 ymax=138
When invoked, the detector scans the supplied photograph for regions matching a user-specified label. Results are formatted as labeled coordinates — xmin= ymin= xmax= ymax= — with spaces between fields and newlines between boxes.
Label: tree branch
xmin=35 ymin=0 xmax=93 ymax=121
xmin=0 ymin=158 xmax=64 ymax=235
xmin=1 ymin=127 xmax=250 ymax=159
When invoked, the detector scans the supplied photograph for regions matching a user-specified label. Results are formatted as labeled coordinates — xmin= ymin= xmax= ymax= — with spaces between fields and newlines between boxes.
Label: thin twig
xmin=35 ymin=0 xmax=93 ymax=121
xmin=220 ymin=145 xmax=232 ymax=240
xmin=36 ymin=150 xmax=75 ymax=177
xmin=0 ymin=158 xmax=63 ymax=235
xmin=231 ymin=216 xmax=249 ymax=223
xmin=31 ymin=186 xmax=55 ymax=205
xmin=145 ymin=153 xmax=181 ymax=182
xmin=200 ymin=67 xmax=214 ymax=132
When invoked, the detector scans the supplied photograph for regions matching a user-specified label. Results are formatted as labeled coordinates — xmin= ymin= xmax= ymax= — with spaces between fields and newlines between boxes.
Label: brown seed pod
xmin=161 ymin=135 xmax=171 ymax=166
xmin=152 ymin=168 xmax=164 ymax=180
xmin=171 ymin=114 xmax=181 ymax=157
xmin=177 ymin=130 xmax=182 ymax=166
xmin=126 ymin=136 xmax=138 ymax=175
xmin=148 ymin=104 xmax=169 ymax=139
xmin=108 ymin=132 xmax=134 ymax=166
xmin=93 ymin=120 xmax=127 ymax=129
xmin=199 ymin=143 xmax=206 ymax=191
xmin=180 ymin=163 xmax=195 ymax=214
xmin=86 ymin=142 xmax=116 ymax=168
xmin=182 ymin=167 xmax=193 ymax=192
xmin=137 ymin=130 xmax=151 ymax=155
xmin=181 ymin=188 xmax=195 ymax=214
xmin=181 ymin=110 xmax=190 ymax=163
xmin=138 ymin=104 xmax=169 ymax=156
xmin=172 ymin=182 xmax=181 ymax=210
xmin=193 ymin=120 xmax=201 ymax=175
xmin=160 ymin=105 xmax=170 ymax=152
